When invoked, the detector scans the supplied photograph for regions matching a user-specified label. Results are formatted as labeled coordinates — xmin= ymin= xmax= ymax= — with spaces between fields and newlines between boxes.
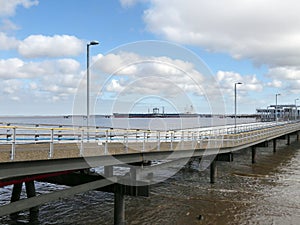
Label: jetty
xmin=0 ymin=121 xmax=299 ymax=224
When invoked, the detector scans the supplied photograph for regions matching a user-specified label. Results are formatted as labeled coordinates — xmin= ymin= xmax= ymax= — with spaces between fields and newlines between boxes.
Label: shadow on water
xmin=0 ymin=138 xmax=300 ymax=225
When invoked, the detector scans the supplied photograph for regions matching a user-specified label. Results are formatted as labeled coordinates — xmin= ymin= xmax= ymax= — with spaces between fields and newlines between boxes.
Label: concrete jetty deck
xmin=1 ymin=120 xmax=300 ymax=224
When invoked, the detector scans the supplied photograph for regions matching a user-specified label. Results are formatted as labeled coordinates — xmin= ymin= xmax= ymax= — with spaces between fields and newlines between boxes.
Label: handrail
xmin=0 ymin=121 xmax=299 ymax=161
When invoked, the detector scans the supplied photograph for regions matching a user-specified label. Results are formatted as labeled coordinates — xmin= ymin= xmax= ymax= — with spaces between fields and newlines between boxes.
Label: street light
xmin=295 ymin=98 xmax=299 ymax=120
xmin=234 ymin=82 xmax=242 ymax=133
xmin=275 ymin=93 xmax=281 ymax=122
xmin=87 ymin=40 xmax=99 ymax=138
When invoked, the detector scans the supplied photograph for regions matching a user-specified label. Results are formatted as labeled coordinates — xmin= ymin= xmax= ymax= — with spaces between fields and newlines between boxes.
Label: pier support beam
xmin=287 ymin=134 xmax=291 ymax=145
xmin=114 ymin=184 xmax=125 ymax=225
xmin=25 ymin=181 xmax=38 ymax=209
xmin=273 ymin=139 xmax=277 ymax=153
xmin=252 ymin=146 xmax=256 ymax=164
xmin=10 ymin=183 xmax=23 ymax=219
xmin=297 ymin=132 xmax=300 ymax=141
xmin=25 ymin=181 xmax=36 ymax=198
xmin=25 ymin=181 xmax=39 ymax=221
xmin=104 ymin=165 xmax=113 ymax=177
xmin=10 ymin=183 xmax=22 ymax=203
xmin=210 ymin=160 xmax=217 ymax=184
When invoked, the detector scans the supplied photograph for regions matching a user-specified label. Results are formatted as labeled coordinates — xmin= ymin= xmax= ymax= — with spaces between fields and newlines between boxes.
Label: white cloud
xmin=0 ymin=58 xmax=29 ymax=78
xmin=29 ymin=82 xmax=38 ymax=90
xmin=142 ymin=0 xmax=300 ymax=67
xmin=106 ymin=79 xmax=125 ymax=92
xmin=0 ymin=0 xmax=38 ymax=17
xmin=286 ymin=80 xmax=300 ymax=94
xmin=0 ymin=58 xmax=81 ymax=80
xmin=93 ymin=51 xmax=206 ymax=97
xmin=267 ymin=67 xmax=300 ymax=80
xmin=0 ymin=19 xmax=19 ymax=31
xmin=92 ymin=52 xmax=141 ymax=75
xmin=266 ymin=66 xmax=300 ymax=93
xmin=0 ymin=57 xmax=82 ymax=102
xmin=1 ymin=79 xmax=24 ymax=101
xmin=0 ymin=32 xmax=19 ymax=50
xmin=267 ymin=80 xmax=282 ymax=88
xmin=18 ymin=34 xmax=84 ymax=58
xmin=217 ymin=71 xmax=263 ymax=93
xmin=2 ymin=79 xmax=22 ymax=94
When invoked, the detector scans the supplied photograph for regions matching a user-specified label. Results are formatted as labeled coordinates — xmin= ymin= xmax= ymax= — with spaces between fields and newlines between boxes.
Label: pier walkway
xmin=1 ymin=120 xmax=300 ymax=224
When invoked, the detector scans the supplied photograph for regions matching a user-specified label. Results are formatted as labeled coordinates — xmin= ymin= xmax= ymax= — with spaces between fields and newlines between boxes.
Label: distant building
xmin=152 ymin=107 xmax=160 ymax=114
xmin=257 ymin=104 xmax=299 ymax=121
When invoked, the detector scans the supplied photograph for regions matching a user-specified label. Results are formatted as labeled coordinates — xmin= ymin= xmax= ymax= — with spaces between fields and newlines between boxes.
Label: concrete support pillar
xmin=287 ymin=134 xmax=291 ymax=145
xmin=210 ymin=160 xmax=217 ymax=184
xmin=104 ymin=165 xmax=113 ymax=177
xmin=114 ymin=184 xmax=125 ymax=225
xmin=10 ymin=183 xmax=23 ymax=203
xmin=10 ymin=182 xmax=23 ymax=219
xmin=252 ymin=146 xmax=256 ymax=164
xmin=25 ymin=181 xmax=39 ymax=217
xmin=25 ymin=181 xmax=36 ymax=198
xmin=297 ymin=132 xmax=300 ymax=141
xmin=273 ymin=139 xmax=277 ymax=153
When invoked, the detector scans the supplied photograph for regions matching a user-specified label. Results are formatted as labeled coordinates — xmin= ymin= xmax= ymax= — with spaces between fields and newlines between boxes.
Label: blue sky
xmin=1 ymin=0 xmax=300 ymax=115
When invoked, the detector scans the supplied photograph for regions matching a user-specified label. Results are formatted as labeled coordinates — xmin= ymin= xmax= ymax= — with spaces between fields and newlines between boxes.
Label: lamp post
xmin=234 ymin=82 xmax=242 ymax=133
xmin=295 ymin=98 xmax=299 ymax=120
xmin=275 ymin=93 xmax=281 ymax=122
xmin=87 ymin=40 xmax=99 ymax=139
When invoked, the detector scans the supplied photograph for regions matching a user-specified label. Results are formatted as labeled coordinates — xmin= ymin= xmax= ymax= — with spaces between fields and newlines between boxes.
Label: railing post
xmin=105 ymin=130 xmax=108 ymax=154
xmin=110 ymin=128 xmax=113 ymax=141
xmin=49 ymin=128 xmax=54 ymax=158
xmin=192 ymin=132 xmax=195 ymax=149
xmin=170 ymin=131 xmax=173 ymax=150
xmin=157 ymin=131 xmax=160 ymax=151
xmin=10 ymin=127 xmax=16 ymax=161
xmin=80 ymin=129 xmax=84 ymax=156
xmin=58 ymin=125 xmax=62 ymax=141
xmin=35 ymin=124 xmax=39 ymax=142
xmin=181 ymin=131 xmax=184 ymax=149
xmin=6 ymin=123 xmax=11 ymax=141
xmin=125 ymin=130 xmax=128 ymax=153
xmin=142 ymin=132 xmax=146 ymax=152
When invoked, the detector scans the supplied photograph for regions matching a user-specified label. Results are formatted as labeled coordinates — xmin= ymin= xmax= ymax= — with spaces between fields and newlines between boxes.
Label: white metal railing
xmin=0 ymin=121 xmax=300 ymax=161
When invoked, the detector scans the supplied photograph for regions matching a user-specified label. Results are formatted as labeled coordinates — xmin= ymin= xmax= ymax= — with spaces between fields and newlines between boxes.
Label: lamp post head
xmin=276 ymin=93 xmax=281 ymax=96
xmin=88 ymin=40 xmax=99 ymax=46
xmin=234 ymin=82 xmax=242 ymax=87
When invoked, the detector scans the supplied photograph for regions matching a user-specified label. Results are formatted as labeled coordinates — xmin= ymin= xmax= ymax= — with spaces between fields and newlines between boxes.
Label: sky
xmin=1 ymin=0 xmax=300 ymax=116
